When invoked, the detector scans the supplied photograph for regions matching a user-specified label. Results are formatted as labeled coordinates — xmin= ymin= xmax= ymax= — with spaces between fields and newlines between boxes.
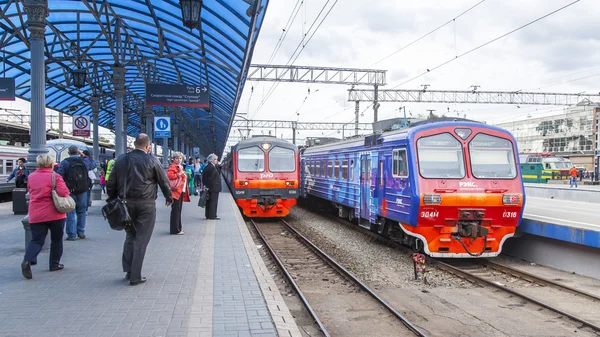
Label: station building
xmin=495 ymin=102 xmax=600 ymax=170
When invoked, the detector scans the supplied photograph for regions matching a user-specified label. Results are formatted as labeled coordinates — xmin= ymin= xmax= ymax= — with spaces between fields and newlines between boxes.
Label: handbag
xmin=198 ymin=187 xmax=209 ymax=208
xmin=169 ymin=166 xmax=183 ymax=191
xmin=101 ymin=154 xmax=132 ymax=231
xmin=51 ymin=172 xmax=76 ymax=213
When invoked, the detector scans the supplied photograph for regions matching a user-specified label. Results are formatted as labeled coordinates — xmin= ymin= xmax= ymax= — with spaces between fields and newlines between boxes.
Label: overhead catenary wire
xmin=392 ymin=0 xmax=582 ymax=89
xmin=252 ymin=0 xmax=340 ymax=119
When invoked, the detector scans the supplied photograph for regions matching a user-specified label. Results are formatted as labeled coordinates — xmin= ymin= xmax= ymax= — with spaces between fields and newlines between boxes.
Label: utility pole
xmin=426 ymin=109 xmax=436 ymax=119
xmin=355 ymin=101 xmax=359 ymax=136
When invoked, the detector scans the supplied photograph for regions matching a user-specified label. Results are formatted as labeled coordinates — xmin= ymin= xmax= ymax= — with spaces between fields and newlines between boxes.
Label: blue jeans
xmin=66 ymin=192 xmax=87 ymax=238
xmin=570 ymin=176 xmax=578 ymax=188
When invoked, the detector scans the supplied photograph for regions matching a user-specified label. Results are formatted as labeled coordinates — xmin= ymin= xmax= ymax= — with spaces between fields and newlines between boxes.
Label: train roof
xmin=231 ymin=136 xmax=297 ymax=152
xmin=302 ymin=119 xmax=514 ymax=153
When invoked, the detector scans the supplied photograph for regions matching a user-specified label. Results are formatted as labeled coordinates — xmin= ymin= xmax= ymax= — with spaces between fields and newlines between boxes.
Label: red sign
xmin=73 ymin=116 xmax=90 ymax=137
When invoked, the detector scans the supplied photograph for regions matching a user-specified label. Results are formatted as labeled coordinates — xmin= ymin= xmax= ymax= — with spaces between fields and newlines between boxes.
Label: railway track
xmin=435 ymin=259 xmax=600 ymax=332
xmin=249 ymin=219 xmax=428 ymax=337
xmin=298 ymin=204 xmax=600 ymax=333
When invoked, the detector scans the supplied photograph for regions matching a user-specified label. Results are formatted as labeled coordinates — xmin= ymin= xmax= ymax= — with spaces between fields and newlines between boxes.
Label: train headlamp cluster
xmin=285 ymin=181 xmax=296 ymax=186
xmin=261 ymin=143 xmax=271 ymax=150
xmin=423 ymin=194 xmax=442 ymax=205
xmin=238 ymin=180 xmax=249 ymax=186
xmin=502 ymin=194 xmax=520 ymax=205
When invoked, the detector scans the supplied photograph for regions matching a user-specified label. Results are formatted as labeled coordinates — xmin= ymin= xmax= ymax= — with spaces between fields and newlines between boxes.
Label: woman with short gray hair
xmin=21 ymin=154 xmax=70 ymax=279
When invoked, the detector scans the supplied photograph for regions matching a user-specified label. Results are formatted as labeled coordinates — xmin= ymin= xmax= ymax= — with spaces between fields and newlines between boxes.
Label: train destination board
xmin=145 ymin=84 xmax=209 ymax=108
xmin=0 ymin=78 xmax=15 ymax=101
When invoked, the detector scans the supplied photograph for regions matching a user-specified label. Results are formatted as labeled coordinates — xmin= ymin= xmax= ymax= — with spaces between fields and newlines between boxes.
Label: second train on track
xmin=299 ymin=118 xmax=526 ymax=258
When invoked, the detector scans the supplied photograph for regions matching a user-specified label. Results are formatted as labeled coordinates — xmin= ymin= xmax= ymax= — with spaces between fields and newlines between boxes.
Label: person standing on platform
xmin=7 ymin=158 xmax=29 ymax=188
xmin=107 ymin=133 xmax=173 ymax=285
xmin=21 ymin=154 xmax=70 ymax=279
xmin=82 ymin=150 xmax=97 ymax=212
xmin=193 ymin=157 xmax=202 ymax=191
xmin=167 ymin=152 xmax=190 ymax=235
xmin=202 ymin=153 xmax=221 ymax=220
xmin=569 ymin=166 xmax=578 ymax=188
xmin=57 ymin=146 xmax=91 ymax=241
xmin=105 ymin=153 xmax=116 ymax=181
xmin=185 ymin=158 xmax=195 ymax=195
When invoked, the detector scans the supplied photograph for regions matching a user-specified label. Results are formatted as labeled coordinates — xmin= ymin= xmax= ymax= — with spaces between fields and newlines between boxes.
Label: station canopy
xmin=0 ymin=0 xmax=269 ymax=156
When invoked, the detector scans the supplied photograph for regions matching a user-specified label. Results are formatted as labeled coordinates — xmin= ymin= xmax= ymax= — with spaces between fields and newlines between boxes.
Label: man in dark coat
xmin=202 ymin=153 xmax=221 ymax=220
xmin=106 ymin=133 xmax=173 ymax=285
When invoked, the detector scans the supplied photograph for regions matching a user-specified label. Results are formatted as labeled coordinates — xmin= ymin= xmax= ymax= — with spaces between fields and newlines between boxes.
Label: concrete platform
xmin=524 ymin=183 xmax=600 ymax=203
xmin=522 ymin=197 xmax=599 ymax=249
xmin=0 ymin=189 xmax=301 ymax=337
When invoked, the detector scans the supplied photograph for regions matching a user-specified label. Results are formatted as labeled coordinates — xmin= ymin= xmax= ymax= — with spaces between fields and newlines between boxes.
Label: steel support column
xmin=113 ymin=66 xmax=126 ymax=156
xmin=24 ymin=0 xmax=49 ymax=170
xmin=145 ymin=106 xmax=153 ymax=141
xmin=91 ymin=96 xmax=102 ymax=200
xmin=123 ymin=111 xmax=128 ymax=151
xmin=173 ymin=121 xmax=179 ymax=152
xmin=355 ymin=101 xmax=359 ymax=136
xmin=373 ymin=84 xmax=379 ymax=123
xmin=163 ymin=137 xmax=169 ymax=168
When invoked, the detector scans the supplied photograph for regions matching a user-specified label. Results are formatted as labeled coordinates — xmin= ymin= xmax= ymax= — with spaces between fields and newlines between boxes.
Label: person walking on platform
xmin=167 ymin=152 xmax=190 ymax=235
xmin=82 ymin=150 xmax=96 ymax=212
xmin=57 ymin=146 xmax=92 ymax=240
xmin=107 ymin=133 xmax=173 ymax=285
xmin=105 ymin=153 xmax=116 ymax=181
xmin=193 ymin=157 xmax=202 ymax=192
xmin=202 ymin=153 xmax=221 ymax=220
xmin=185 ymin=158 xmax=195 ymax=195
xmin=569 ymin=166 xmax=578 ymax=188
xmin=7 ymin=158 xmax=29 ymax=188
xmin=21 ymin=154 xmax=70 ymax=279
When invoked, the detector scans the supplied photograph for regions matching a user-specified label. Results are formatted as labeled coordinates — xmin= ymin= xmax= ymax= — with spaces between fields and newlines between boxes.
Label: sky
xmin=231 ymin=0 xmax=600 ymax=145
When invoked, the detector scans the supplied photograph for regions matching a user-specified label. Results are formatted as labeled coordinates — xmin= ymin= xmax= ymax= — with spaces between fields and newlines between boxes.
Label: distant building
xmin=495 ymin=103 xmax=600 ymax=170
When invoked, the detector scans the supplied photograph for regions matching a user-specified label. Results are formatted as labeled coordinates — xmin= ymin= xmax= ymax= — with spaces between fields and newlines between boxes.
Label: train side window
xmin=334 ymin=160 xmax=340 ymax=179
xmin=6 ymin=160 xmax=13 ymax=174
xmin=342 ymin=160 xmax=348 ymax=180
xmin=392 ymin=149 xmax=408 ymax=178
xmin=327 ymin=160 xmax=332 ymax=178
xmin=350 ymin=160 xmax=354 ymax=181
xmin=315 ymin=161 xmax=320 ymax=177
xmin=530 ymin=165 xmax=535 ymax=170
xmin=0 ymin=159 xmax=4 ymax=175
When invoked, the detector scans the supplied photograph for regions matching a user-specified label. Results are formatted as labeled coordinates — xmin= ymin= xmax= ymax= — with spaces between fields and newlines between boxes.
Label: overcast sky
xmin=232 ymin=0 xmax=600 ymax=144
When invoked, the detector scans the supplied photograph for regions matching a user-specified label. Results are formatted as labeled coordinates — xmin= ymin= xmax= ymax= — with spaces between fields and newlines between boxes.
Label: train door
xmin=360 ymin=154 xmax=371 ymax=221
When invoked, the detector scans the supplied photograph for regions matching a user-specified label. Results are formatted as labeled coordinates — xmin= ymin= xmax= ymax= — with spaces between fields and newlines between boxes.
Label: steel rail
xmin=483 ymin=260 xmax=600 ymax=303
xmin=433 ymin=260 xmax=600 ymax=332
xmin=280 ymin=219 xmax=428 ymax=337
xmin=249 ymin=220 xmax=330 ymax=337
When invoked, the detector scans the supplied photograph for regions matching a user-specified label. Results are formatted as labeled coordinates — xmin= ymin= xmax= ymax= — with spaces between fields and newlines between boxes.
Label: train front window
xmin=268 ymin=147 xmax=295 ymax=172
xmin=469 ymin=134 xmax=517 ymax=179
xmin=417 ymin=133 xmax=465 ymax=179
xmin=237 ymin=146 xmax=265 ymax=172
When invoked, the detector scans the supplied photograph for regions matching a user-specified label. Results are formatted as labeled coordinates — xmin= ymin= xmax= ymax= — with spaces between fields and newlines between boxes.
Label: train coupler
xmin=458 ymin=221 xmax=489 ymax=239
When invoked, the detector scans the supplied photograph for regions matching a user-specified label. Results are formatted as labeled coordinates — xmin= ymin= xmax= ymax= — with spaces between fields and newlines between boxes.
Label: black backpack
xmin=65 ymin=158 xmax=90 ymax=194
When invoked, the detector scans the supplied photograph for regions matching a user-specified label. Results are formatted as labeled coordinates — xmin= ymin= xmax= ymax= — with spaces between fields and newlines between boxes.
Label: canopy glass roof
xmin=0 ymin=0 xmax=269 ymax=156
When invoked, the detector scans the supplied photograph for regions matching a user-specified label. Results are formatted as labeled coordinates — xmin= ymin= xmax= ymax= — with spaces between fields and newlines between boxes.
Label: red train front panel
xmin=231 ymin=140 xmax=299 ymax=217
xmin=400 ymin=125 xmax=524 ymax=257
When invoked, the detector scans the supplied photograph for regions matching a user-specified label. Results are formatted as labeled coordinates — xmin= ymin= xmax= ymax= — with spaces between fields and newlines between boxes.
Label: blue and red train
xmin=224 ymin=119 xmax=525 ymax=258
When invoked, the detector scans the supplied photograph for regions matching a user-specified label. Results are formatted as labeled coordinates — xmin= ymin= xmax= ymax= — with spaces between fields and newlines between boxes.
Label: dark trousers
xmin=23 ymin=219 xmax=65 ymax=269
xmin=122 ymin=203 xmax=156 ymax=283
xmin=205 ymin=191 xmax=219 ymax=219
xmin=170 ymin=196 xmax=183 ymax=234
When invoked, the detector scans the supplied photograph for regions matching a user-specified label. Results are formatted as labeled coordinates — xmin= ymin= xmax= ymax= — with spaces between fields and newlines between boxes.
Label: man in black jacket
xmin=202 ymin=153 xmax=221 ymax=220
xmin=106 ymin=133 xmax=173 ymax=285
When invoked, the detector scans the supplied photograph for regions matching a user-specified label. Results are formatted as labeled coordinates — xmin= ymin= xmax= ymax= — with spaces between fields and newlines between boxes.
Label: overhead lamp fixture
xmin=179 ymin=0 xmax=203 ymax=29
xmin=71 ymin=67 xmax=87 ymax=88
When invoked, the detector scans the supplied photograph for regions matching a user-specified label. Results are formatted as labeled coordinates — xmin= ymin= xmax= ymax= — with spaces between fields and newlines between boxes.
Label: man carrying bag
xmin=106 ymin=134 xmax=173 ymax=286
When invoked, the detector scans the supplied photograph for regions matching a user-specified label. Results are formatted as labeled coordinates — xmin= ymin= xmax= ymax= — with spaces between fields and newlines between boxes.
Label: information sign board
xmin=73 ymin=116 xmax=91 ymax=137
xmin=154 ymin=117 xmax=171 ymax=138
xmin=146 ymin=84 xmax=209 ymax=108
xmin=0 ymin=78 xmax=15 ymax=101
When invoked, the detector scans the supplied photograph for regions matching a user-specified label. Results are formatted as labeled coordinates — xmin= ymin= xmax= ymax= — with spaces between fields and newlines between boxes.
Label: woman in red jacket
xmin=167 ymin=152 xmax=190 ymax=235
xmin=22 ymin=154 xmax=70 ymax=279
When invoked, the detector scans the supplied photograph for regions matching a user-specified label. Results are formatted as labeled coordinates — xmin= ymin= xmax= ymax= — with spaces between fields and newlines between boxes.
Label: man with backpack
xmin=57 ymin=146 xmax=93 ymax=241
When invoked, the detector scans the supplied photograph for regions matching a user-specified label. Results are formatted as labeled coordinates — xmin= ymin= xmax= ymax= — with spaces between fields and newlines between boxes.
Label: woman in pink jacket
xmin=167 ymin=152 xmax=190 ymax=235
xmin=21 ymin=154 xmax=70 ymax=279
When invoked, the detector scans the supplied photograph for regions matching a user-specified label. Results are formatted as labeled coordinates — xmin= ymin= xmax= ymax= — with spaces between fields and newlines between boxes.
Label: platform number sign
xmin=73 ymin=116 xmax=91 ymax=137
xmin=154 ymin=117 xmax=171 ymax=138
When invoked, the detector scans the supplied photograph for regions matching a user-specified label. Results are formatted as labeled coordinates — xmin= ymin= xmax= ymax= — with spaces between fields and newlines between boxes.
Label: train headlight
xmin=423 ymin=194 xmax=442 ymax=205
xmin=285 ymin=181 xmax=295 ymax=186
xmin=238 ymin=180 xmax=249 ymax=186
xmin=502 ymin=194 xmax=521 ymax=205
xmin=261 ymin=143 xmax=271 ymax=150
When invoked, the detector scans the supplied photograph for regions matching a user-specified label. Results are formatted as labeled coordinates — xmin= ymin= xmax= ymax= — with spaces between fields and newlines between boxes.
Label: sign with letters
xmin=0 ymin=78 xmax=15 ymax=101
xmin=145 ymin=83 xmax=209 ymax=108
xmin=154 ymin=117 xmax=171 ymax=138
xmin=72 ymin=116 xmax=91 ymax=137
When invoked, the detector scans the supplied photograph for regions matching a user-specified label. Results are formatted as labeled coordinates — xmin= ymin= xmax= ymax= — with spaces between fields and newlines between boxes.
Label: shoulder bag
xmin=102 ymin=154 xmax=133 ymax=231
xmin=52 ymin=172 xmax=76 ymax=213
xmin=169 ymin=166 xmax=182 ymax=191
